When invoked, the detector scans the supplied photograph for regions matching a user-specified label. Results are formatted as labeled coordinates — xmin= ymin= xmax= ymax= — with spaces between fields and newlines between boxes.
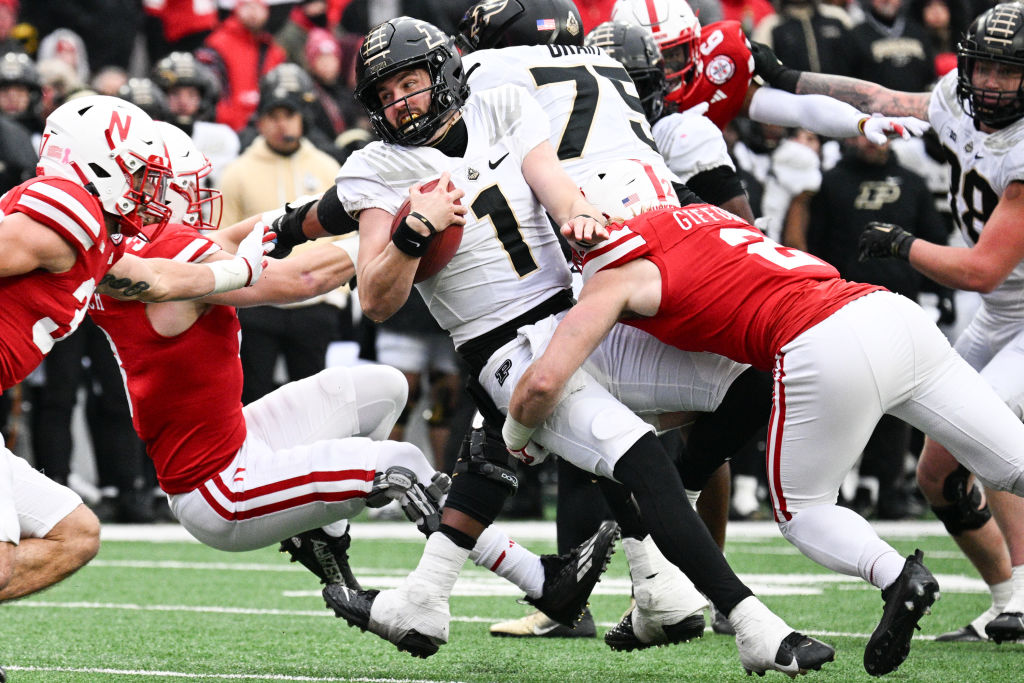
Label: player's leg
xmin=0 ymin=446 xmax=18 ymax=591
xmin=0 ymin=453 xmax=98 ymax=601
xmin=375 ymin=327 xmax=425 ymax=445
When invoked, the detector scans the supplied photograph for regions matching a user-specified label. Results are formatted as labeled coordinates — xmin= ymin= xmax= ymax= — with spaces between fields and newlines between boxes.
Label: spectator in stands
xmin=36 ymin=28 xmax=90 ymax=85
xmin=0 ymin=51 xmax=41 ymax=134
xmin=218 ymin=63 xmax=344 ymax=404
xmin=909 ymin=0 xmax=971 ymax=75
xmin=850 ymin=0 xmax=936 ymax=91
xmin=199 ymin=0 xmax=287 ymax=131
xmin=753 ymin=0 xmax=856 ymax=75
xmin=0 ymin=0 xmax=22 ymax=54
xmin=90 ymin=65 xmax=127 ymax=96
xmin=143 ymin=0 xmax=219 ymax=62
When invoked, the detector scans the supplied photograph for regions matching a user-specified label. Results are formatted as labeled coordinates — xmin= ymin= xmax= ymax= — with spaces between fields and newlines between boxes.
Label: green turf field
xmin=2 ymin=520 xmax=1020 ymax=682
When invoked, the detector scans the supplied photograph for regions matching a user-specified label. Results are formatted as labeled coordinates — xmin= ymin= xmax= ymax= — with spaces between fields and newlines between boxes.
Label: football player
xmin=509 ymin=157 xmax=1024 ymax=676
xmin=457 ymin=1 xmax=765 ymax=647
xmin=315 ymin=16 xmax=834 ymax=676
xmin=611 ymin=0 xmax=929 ymax=141
xmin=751 ymin=1 xmax=1024 ymax=644
xmin=0 ymin=96 xmax=266 ymax=609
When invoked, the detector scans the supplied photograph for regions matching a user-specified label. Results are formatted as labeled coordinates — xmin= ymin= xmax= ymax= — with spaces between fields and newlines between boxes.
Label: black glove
xmin=266 ymin=198 xmax=317 ymax=259
xmin=749 ymin=40 xmax=800 ymax=93
xmin=858 ymin=222 xmax=917 ymax=262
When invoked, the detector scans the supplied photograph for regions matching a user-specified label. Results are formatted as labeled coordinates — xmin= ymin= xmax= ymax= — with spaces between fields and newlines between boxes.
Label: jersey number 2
xmin=718 ymin=227 xmax=824 ymax=270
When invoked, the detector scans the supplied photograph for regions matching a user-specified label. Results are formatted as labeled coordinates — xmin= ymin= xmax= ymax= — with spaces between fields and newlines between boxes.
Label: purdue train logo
xmin=984 ymin=3 xmax=1024 ymax=50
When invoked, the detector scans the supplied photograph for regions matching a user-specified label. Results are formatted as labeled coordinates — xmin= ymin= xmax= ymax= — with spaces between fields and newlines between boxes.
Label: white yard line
xmin=4 ymin=667 xmax=461 ymax=683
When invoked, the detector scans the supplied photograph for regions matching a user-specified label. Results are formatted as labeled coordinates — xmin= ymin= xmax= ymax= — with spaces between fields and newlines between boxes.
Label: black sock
xmin=555 ymin=458 xmax=613 ymax=554
xmin=613 ymin=432 xmax=753 ymax=614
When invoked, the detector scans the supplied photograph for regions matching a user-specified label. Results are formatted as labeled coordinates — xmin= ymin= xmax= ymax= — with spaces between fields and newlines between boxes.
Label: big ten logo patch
xmin=854 ymin=179 xmax=902 ymax=210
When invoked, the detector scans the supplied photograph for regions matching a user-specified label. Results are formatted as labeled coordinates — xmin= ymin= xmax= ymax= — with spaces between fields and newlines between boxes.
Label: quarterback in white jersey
xmin=315 ymin=16 xmax=834 ymax=677
xmin=751 ymin=1 xmax=1024 ymax=644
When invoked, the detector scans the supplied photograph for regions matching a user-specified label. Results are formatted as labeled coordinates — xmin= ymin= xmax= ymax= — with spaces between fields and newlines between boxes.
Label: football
xmin=390 ymin=178 xmax=463 ymax=283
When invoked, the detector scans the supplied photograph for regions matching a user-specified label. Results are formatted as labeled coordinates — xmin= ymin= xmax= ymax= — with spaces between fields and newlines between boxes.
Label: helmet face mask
xmin=156 ymin=121 xmax=222 ymax=231
xmin=611 ymin=0 xmax=701 ymax=98
xmin=38 ymin=95 xmax=173 ymax=237
xmin=585 ymin=21 xmax=669 ymax=122
xmin=457 ymin=0 xmax=583 ymax=52
xmin=957 ymin=3 xmax=1024 ymax=129
xmin=355 ymin=17 xmax=469 ymax=146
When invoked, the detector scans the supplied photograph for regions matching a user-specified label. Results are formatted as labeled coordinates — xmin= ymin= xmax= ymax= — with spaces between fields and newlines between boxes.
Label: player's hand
xmin=858 ymin=221 xmax=916 ymax=262
xmin=860 ymin=114 xmax=931 ymax=145
xmin=506 ymin=440 xmax=550 ymax=466
xmin=561 ymin=213 xmax=608 ymax=249
xmin=262 ymin=194 xmax=320 ymax=259
xmin=749 ymin=40 xmax=796 ymax=91
xmin=408 ymin=171 xmax=466 ymax=236
xmin=233 ymin=221 xmax=271 ymax=285
xmin=256 ymin=220 xmax=278 ymax=256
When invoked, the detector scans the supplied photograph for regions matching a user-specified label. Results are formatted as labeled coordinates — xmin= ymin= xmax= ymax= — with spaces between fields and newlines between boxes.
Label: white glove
xmin=208 ymin=222 xmax=270 ymax=293
xmin=679 ymin=101 xmax=710 ymax=118
xmin=506 ymin=440 xmax=551 ymax=466
xmin=502 ymin=414 xmax=550 ymax=466
xmin=860 ymin=114 xmax=931 ymax=145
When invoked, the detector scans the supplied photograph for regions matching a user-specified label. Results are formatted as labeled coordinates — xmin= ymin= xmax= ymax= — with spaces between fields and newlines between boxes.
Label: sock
xmin=870 ymin=549 xmax=906 ymax=591
xmin=321 ymin=520 xmax=349 ymax=537
xmin=1002 ymin=565 xmax=1024 ymax=613
xmin=621 ymin=536 xmax=651 ymax=582
xmin=408 ymin=532 xmax=471 ymax=597
xmin=470 ymin=525 xmax=545 ymax=598
xmin=970 ymin=577 xmax=1013 ymax=634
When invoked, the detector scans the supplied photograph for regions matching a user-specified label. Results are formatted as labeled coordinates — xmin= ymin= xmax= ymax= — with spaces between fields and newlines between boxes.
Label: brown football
xmin=390 ymin=178 xmax=463 ymax=283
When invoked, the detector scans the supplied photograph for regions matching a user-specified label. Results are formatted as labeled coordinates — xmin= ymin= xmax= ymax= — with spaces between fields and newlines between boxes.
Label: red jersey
xmin=668 ymin=20 xmax=754 ymax=130
xmin=89 ymin=224 xmax=246 ymax=494
xmin=0 ymin=176 xmax=119 ymax=391
xmin=581 ymin=205 xmax=882 ymax=371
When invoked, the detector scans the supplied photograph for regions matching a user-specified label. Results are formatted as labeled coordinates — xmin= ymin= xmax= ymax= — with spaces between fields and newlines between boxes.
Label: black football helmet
xmin=585 ymin=21 xmax=668 ymax=123
xmin=117 ymin=77 xmax=170 ymax=121
xmin=457 ymin=0 xmax=584 ymax=53
xmin=957 ymin=2 xmax=1024 ymax=128
xmin=151 ymin=51 xmax=221 ymax=128
xmin=354 ymin=17 xmax=469 ymax=146
xmin=0 ymin=52 xmax=41 ymax=119
xmin=258 ymin=63 xmax=317 ymax=116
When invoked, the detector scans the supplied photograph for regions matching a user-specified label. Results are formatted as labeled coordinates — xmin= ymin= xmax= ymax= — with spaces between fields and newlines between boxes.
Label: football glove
xmin=860 ymin=114 xmax=931 ymax=145
xmin=749 ymin=40 xmax=800 ymax=92
xmin=858 ymin=221 xmax=916 ymax=262
xmin=262 ymin=194 xmax=320 ymax=259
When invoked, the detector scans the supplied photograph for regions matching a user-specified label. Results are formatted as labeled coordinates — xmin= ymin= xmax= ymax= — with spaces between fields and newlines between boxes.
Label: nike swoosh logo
xmin=489 ymin=153 xmax=509 ymax=169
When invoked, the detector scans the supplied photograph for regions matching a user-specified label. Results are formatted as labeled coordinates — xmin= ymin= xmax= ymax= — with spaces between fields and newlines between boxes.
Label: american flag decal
xmin=537 ymin=18 xmax=556 ymax=30
xmin=622 ymin=193 xmax=640 ymax=207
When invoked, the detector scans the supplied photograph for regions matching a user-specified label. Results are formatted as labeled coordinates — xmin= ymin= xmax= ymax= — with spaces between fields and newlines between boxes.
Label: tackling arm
xmin=521 ymin=141 xmax=607 ymax=245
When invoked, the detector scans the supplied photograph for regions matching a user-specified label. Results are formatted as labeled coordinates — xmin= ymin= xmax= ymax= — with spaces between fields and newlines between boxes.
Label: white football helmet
xmin=156 ymin=121 xmax=222 ymax=231
xmin=37 ymin=94 xmax=172 ymax=236
xmin=611 ymin=0 xmax=701 ymax=93
xmin=579 ymin=159 xmax=680 ymax=221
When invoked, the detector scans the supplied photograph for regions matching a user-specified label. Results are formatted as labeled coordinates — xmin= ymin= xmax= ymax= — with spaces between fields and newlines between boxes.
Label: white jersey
xmin=464 ymin=45 xmax=679 ymax=186
xmin=336 ymin=85 xmax=571 ymax=346
xmin=652 ymin=111 xmax=735 ymax=184
xmin=930 ymin=69 xmax=1024 ymax=316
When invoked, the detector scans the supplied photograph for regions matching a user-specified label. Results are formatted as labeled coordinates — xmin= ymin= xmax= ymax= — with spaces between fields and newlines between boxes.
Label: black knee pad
xmin=931 ymin=464 xmax=991 ymax=535
xmin=445 ymin=425 xmax=518 ymax=525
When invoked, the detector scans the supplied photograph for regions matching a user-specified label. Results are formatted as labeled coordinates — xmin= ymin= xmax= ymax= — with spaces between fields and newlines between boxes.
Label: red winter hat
xmin=305 ymin=27 xmax=341 ymax=64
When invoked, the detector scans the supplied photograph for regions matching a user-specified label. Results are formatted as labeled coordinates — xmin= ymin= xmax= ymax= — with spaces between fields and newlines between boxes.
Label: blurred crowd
xmin=0 ymin=0 xmax=989 ymax=524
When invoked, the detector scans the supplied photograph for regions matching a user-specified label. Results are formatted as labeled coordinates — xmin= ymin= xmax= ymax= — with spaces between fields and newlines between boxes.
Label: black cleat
xmin=526 ymin=520 xmax=619 ymax=627
xmin=935 ymin=624 xmax=985 ymax=642
xmin=864 ymin=549 xmax=939 ymax=676
xmin=280 ymin=528 xmax=361 ymax=589
xmin=490 ymin=608 xmax=597 ymax=638
xmin=322 ymin=584 xmax=439 ymax=658
xmin=605 ymin=609 xmax=705 ymax=651
xmin=711 ymin=603 xmax=736 ymax=635
xmin=985 ymin=612 xmax=1024 ymax=644
xmin=763 ymin=632 xmax=835 ymax=676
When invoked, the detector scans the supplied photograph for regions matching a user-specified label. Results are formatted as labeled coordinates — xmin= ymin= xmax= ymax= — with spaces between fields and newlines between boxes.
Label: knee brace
xmin=931 ymin=464 xmax=991 ymax=535
xmin=445 ymin=425 xmax=519 ymax=525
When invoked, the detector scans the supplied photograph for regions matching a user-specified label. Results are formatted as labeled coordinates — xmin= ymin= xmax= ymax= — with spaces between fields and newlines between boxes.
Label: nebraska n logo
xmin=109 ymin=111 xmax=132 ymax=142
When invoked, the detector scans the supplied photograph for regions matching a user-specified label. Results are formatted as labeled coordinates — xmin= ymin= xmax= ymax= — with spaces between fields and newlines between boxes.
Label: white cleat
xmin=730 ymin=596 xmax=835 ymax=677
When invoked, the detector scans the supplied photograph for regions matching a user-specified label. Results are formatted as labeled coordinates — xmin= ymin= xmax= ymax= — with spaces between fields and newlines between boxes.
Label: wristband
xmin=407 ymin=210 xmax=438 ymax=235
xmin=502 ymin=414 xmax=537 ymax=451
xmin=208 ymin=258 xmax=254 ymax=293
xmin=333 ymin=235 xmax=360 ymax=270
xmin=858 ymin=117 xmax=869 ymax=134
xmin=391 ymin=217 xmax=432 ymax=257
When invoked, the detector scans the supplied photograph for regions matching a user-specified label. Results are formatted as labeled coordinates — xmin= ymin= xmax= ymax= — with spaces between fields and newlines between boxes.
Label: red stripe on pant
xmin=199 ymin=468 xmax=374 ymax=521
xmin=769 ymin=355 xmax=792 ymax=523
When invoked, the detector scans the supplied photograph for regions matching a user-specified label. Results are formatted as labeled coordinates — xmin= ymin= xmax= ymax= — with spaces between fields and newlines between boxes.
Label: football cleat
xmin=279 ymin=528 xmax=361 ymax=589
xmin=731 ymin=596 xmax=835 ymax=677
xmin=490 ymin=608 xmax=597 ymax=638
xmin=526 ymin=520 xmax=619 ymax=627
xmin=323 ymin=583 xmax=448 ymax=659
xmin=711 ymin=602 xmax=737 ymax=635
xmin=985 ymin=611 xmax=1024 ymax=644
xmin=605 ymin=606 xmax=705 ymax=651
xmin=864 ymin=549 xmax=939 ymax=676
xmin=935 ymin=624 xmax=985 ymax=642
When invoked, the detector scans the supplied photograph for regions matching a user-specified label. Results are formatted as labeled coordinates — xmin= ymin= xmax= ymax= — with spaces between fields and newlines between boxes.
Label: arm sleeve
xmin=748 ymin=86 xmax=867 ymax=139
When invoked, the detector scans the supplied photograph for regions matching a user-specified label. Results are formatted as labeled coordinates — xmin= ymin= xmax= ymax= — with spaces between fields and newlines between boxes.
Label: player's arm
xmin=508 ymin=259 xmax=661 ymax=430
xmin=356 ymin=173 xmax=465 ymax=323
xmin=521 ymin=141 xmax=607 ymax=245
xmin=0 ymin=212 xmax=77 ymax=276
xmin=741 ymin=83 xmax=929 ymax=143
xmin=749 ymin=40 xmax=931 ymax=118
xmin=199 ymin=237 xmax=359 ymax=307
xmin=99 ymin=222 xmax=269 ymax=301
